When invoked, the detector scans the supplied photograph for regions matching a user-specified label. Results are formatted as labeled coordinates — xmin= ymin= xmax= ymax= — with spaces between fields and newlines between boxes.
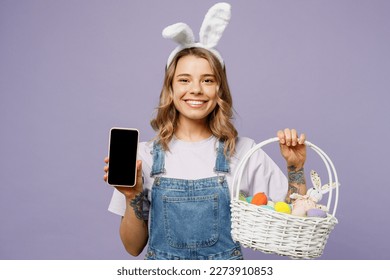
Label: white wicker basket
xmin=230 ymin=137 xmax=339 ymax=259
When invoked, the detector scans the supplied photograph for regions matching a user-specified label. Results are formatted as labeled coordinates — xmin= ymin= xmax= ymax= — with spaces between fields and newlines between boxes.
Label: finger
xmin=104 ymin=157 xmax=109 ymax=163
xmin=277 ymin=130 xmax=285 ymax=144
xmin=135 ymin=160 xmax=143 ymax=188
xmin=284 ymin=128 xmax=292 ymax=146
xmin=104 ymin=166 xmax=108 ymax=173
xmin=103 ymin=174 xmax=107 ymax=182
xmin=136 ymin=160 xmax=142 ymax=173
xmin=291 ymin=129 xmax=298 ymax=146
xmin=298 ymin=133 xmax=306 ymax=144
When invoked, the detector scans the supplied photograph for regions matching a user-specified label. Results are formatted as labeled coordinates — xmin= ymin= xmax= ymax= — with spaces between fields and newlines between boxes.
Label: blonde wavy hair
xmin=150 ymin=47 xmax=238 ymax=156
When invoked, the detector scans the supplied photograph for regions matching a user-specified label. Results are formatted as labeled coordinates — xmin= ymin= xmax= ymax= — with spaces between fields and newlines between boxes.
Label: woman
xmin=103 ymin=3 xmax=306 ymax=260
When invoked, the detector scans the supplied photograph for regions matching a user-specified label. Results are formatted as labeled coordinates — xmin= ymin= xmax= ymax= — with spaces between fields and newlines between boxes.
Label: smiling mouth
xmin=185 ymin=100 xmax=208 ymax=106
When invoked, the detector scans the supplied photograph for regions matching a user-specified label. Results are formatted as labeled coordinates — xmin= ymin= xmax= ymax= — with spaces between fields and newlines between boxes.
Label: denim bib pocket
xmin=162 ymin=194 xmax=219 ymax=248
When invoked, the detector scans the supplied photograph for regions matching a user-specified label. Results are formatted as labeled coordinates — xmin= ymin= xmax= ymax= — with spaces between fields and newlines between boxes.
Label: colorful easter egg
xmin=246 ymin=196 xmax=253 ymax=203
xmin=274 ymin=202 xmax=291 ymax=214
xmin=260 ymin=205 xmax=274 ymax=211
xmin=307 ymin=208 xmax=327 ymax=218
xmin=239 ymin=192 xmax=247 ymax=201
xmin=251 ymin=192 xmax=268 ymax=206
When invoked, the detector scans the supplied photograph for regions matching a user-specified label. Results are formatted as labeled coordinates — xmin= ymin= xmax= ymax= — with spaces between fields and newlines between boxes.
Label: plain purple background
xmin=1 ymin=0 xmax=389 ymax=260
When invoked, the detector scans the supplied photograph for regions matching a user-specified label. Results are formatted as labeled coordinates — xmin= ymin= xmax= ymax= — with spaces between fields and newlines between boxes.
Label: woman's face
xmin=172 ymin=55 xmax=218 ymax=125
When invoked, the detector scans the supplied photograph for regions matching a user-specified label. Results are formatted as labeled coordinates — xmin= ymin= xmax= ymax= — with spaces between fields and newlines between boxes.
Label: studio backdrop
xmin=1 ymin=0 xmax=389 ymax=259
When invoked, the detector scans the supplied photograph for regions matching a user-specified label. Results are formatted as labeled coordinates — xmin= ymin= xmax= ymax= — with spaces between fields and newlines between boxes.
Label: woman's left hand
xmin=277 ymin=128 xmax=306 ymax=169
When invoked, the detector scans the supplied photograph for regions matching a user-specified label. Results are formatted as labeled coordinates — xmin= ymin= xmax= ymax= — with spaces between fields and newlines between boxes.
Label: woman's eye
xmin=203 ymin=79 xmax=215 ymax=83
xmin=179 ymin=79 xmax=189 ymax=83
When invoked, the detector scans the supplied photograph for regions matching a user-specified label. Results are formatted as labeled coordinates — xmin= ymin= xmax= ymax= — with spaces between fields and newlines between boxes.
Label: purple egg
xmin=307 ymin=208 xmax=327 ymax=218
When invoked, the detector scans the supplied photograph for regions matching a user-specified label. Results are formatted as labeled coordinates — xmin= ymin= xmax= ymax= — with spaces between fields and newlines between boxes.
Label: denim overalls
xmin=145 ymin=140 xmax=243 ymax=260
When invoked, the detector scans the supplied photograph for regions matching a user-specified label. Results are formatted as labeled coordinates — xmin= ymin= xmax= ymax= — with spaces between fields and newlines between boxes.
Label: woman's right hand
xmin=103 ymin=157 xmax=144 ymax=199
xmin=104 ymin=157 xmax=148 ymax=256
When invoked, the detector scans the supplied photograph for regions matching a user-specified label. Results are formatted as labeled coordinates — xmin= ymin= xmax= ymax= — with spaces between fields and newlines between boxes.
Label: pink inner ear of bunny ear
xmin=199 ymin=2 xmax=231 ymax=48
xmin=162 ymin=22 xmax=195 ymax=46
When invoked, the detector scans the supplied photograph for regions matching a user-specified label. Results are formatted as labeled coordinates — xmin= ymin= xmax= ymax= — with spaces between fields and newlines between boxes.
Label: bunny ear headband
xmin=162 ymin=2 xmax=232 ymax=68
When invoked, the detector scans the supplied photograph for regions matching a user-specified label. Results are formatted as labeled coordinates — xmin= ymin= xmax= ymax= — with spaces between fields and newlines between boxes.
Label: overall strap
xmin=214 ymin=140 xmax=230 ymax=173
xmin=150 ymin=140 xmax=165 ymax=177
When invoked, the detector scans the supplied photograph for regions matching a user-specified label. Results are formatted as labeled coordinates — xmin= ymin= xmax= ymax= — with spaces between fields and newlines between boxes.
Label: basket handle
xmin=231 ymin=137 xmax=339 ymax=217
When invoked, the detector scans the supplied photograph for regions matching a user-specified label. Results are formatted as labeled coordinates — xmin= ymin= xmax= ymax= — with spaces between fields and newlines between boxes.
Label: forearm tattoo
xmin=286 ymin=165 xmax=306 ymax=203
xmin=288 ymin=184 xmax=299 ymax=196
xmin=129 ymin=192 xmax=145 ymax=220
xmin=288 ymin=166 xmax=305 ymax=184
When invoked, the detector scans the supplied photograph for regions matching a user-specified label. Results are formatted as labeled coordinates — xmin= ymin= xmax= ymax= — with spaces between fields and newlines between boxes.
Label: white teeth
xmin=186 ymin=100 xmax=205 ymax=105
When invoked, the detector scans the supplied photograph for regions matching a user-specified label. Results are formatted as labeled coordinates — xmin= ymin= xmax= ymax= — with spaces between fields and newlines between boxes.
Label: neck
xmin=175 ymin=118 xmax=212 ymax=142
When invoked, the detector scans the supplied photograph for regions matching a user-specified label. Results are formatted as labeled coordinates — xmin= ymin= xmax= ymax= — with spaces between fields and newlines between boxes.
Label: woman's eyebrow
xmin=175 ymin=73 xmax=215 ymax=78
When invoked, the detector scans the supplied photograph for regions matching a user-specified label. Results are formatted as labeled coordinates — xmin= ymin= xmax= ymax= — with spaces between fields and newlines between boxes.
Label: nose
xmin=190 ymin=82 xmax=202 ymax=95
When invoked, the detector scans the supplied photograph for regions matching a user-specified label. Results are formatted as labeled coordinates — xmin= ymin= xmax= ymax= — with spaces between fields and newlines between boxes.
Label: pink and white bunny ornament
xmin=290 ymin=170 xmax=338 ymax=217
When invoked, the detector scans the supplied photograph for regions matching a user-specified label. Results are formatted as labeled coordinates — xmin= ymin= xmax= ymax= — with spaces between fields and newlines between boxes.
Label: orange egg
xmin=251 ymin=192 xmax=268 ymax=206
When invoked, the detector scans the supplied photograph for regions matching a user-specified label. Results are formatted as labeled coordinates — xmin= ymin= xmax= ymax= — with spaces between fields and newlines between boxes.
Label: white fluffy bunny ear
xmin=199 ymin=2 xmax=231 ymax=48
xmin=162 ymin=2 xmax=231 ymax=68
xmin=162 ymin=22 xmax=195 ymax=46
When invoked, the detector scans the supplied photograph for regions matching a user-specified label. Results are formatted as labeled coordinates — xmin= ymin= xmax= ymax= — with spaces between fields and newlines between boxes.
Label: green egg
xmin=261 ymin=205 xmax=275 ymax=211
xmin=239 ymin=193 xmax=247 ymax=201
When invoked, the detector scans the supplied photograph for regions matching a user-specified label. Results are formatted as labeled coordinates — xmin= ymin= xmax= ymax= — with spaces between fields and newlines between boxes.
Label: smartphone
xmin=107 ymin=127 xmax=139 ymax=187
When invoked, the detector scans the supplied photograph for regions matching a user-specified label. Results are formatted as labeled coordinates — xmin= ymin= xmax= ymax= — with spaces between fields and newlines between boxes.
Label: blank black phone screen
xmin=108 ymin=128 xmax=138 ymax=186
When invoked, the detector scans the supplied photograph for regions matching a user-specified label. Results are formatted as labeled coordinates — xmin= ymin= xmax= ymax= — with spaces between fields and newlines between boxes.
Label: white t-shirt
xmin=108 ymin=136 xmax=287 ymax=217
